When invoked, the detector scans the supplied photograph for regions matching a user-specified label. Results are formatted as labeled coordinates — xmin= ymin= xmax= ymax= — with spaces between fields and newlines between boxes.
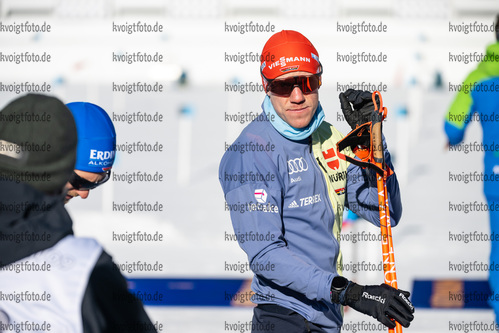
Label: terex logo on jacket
xmin=322 ymin=148 xmax=339 ymax=170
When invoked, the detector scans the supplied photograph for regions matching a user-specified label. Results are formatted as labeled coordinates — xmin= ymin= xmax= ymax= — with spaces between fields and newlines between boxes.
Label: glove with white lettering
xmin=339 ymin=89 xmax=379 ymax=130
xmin=331 ymin=277 xmax=415 ymax=328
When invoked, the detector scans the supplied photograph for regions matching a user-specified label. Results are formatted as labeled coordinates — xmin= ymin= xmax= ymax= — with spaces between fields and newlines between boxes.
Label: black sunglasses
xmin=261 ymin=61 xmax=323 ymax=96
xmin=68 ymin=170 xmax=111 ymax=190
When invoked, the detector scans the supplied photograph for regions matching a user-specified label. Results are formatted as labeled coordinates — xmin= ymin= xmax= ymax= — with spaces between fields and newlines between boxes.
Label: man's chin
xmin=289 ymin=118 xmax=313 ymax=129
xmin=286 ymin=111 xmax=315 ymax=129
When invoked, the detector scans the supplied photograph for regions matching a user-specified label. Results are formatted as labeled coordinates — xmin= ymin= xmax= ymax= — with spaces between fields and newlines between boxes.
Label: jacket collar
xmin=0 ymin=180 xmax=73 ymax=267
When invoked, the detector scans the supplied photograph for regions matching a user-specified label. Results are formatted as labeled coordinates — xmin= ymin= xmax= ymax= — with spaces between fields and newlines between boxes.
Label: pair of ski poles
xmin=337 ymin=91 xmax=402 ymax=333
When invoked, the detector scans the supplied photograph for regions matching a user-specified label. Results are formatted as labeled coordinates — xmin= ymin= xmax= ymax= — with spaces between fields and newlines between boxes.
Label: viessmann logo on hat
xmin=267 ymin=56 xmax=311 ymax=72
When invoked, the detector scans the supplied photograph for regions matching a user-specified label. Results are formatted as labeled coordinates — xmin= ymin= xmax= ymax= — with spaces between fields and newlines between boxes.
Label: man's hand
xmin=339 ymin=89 xmax=379 ymax=130
xmin=332 ymin=278 xmax=415 ymax=328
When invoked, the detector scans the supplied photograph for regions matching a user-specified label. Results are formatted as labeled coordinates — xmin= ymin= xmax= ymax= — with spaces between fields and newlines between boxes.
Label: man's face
xmin=268 ymin=71 xmax=319 ymax=129
xmin=64 ymin=169 xmax=107 ymax=204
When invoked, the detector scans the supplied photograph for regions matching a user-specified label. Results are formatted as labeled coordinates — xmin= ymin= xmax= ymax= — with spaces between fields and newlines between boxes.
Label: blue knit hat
xmin=66 ymin=102 xmax=116 ymax=173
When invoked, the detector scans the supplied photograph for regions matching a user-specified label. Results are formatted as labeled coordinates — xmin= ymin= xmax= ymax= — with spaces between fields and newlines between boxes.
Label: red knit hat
xmin=260 ymin=30 xmax=321 ymax=91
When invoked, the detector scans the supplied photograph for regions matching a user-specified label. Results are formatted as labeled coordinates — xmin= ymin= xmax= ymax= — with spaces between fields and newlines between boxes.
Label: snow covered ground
xmin=65 ymin=75 xmax=497 ymax=333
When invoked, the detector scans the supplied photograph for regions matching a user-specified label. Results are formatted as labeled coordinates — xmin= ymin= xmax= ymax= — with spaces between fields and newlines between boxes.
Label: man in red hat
xmin=219 ymin=30 xmax=414 ymax=332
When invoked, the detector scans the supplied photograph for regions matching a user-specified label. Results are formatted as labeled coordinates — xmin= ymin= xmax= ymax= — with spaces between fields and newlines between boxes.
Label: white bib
xmin=0 ymin=235 xmax=102 ymax=333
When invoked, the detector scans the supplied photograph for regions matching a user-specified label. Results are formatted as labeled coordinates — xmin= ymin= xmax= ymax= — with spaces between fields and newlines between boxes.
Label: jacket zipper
xmin=309 ymin=141 xmax=340 ymax=261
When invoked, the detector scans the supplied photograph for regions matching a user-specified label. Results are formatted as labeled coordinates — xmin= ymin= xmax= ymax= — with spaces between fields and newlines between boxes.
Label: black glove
xmin=331 ymin=277 xmax=415 ymax=328
xmin=339 ymin=89 xmax=379 ymax=130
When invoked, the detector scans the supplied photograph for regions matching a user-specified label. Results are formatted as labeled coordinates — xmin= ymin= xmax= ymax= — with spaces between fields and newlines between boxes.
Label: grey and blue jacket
xmin=219 ymin=109 xmax=402 ymax=331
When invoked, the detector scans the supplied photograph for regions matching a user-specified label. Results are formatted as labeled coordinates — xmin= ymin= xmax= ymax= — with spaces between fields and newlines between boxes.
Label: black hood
xmin=0 ymin=180 xmax=73 ymax=267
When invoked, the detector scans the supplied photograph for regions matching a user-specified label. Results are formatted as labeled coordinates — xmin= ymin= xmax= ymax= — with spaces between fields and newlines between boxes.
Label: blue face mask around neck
xmin=262 ymin=95 xmax=324 ymax=141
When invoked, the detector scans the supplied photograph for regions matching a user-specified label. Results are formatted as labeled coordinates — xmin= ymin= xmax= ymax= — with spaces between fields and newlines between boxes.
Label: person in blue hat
xmin=0 ymin=94 xmax=156 ymax=333
xmin=64 ymin=102 xmax=116 ymax=204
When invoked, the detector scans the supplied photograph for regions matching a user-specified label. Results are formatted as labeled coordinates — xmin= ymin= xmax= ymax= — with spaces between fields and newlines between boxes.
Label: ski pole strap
xmin=336 ymin=91 xmax=393 ymax=177
xmin=337 ymin=122 xmax=384 ymax=176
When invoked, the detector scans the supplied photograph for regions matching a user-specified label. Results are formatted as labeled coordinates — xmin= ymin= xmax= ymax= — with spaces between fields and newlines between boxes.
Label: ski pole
xmin=371 ymin=91 xmax=402 ymax=333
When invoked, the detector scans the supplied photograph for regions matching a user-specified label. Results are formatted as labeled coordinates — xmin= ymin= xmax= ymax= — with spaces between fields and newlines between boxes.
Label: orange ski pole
xmin=371 ymin=91 xmax=402 ymax=333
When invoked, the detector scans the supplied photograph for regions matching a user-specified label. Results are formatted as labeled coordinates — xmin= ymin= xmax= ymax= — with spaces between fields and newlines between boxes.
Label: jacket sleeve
xmin=344 ymin=139 xmax=402 ymax=227
xmin=444 ymin=69 xmax=483 ymax=145
xmin=81 ymin=251 xmax=157 ymax=333
xmin=220 ymin=151 xmax=335 ymax=305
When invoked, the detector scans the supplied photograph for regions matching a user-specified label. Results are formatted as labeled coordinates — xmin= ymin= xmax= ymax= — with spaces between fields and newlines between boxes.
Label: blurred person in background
xmin=219 ymin=30 xmax=414 ymax=332
xmin=64 ymin=102 xmax=116 ymax=204
xmin=444 ymin=14 xmax=499 ymax=321
xmin=0 ymin=94 xmax=156 ymax=332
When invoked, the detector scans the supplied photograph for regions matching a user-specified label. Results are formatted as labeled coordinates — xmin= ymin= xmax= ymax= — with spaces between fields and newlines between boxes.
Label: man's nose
xmin=75 ymin=189 xmax=90 ymax=199
xmin=289 ymin=86 xmax=306 ymax=102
